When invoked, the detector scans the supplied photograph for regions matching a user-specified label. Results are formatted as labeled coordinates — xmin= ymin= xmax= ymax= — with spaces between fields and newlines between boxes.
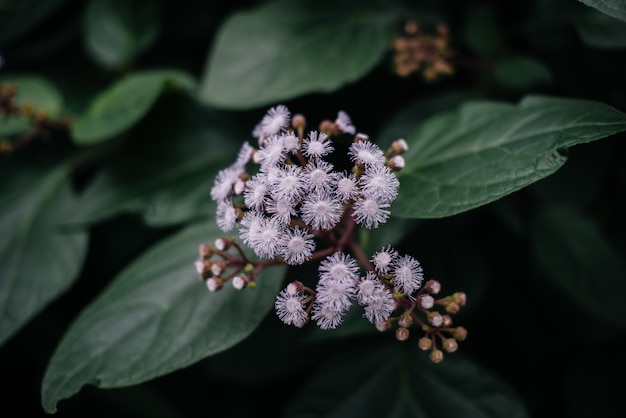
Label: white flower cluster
xmin=210 ymin=105 xmax=401 ymax=264
xmin=207 ymin=105 xmax=420 ymax=331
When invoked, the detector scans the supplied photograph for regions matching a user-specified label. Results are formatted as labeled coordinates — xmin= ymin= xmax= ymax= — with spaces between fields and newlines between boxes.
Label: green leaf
xmin=531 ymin=206 xmax=626 ymax=327
xmin=83 ymin=0 xmax=160 ymax=70
xmin=0 ymin=161 xmax=88 ymax=347
xmin=391 ymin=95 xmax=626 ymax=218
xmin=578 ymin=0 xmax=626 ymax=22
xmin=463 ymin=7 xmax=501 ymax=57
xmin=72 ymin=94 xmax=240 ymax=225
xmin=493 ymin=56 xmax=552 ymax=89
xmin=199 ymin=0 xmax=395 ymax=109
xmin=284 ymin=342 xmax=530 ymax=418
xmin=0 ymin=0 xmax=67 ymax=48
xmin=573 ymin=10 xmax=626 ymax=49
xmin=0 ymin=75 xmax=63 ymax=136
xmin=71 ymin=69 xmax=196 ymax=145
xmin=41 ymin=219 xmax=286 ymax=413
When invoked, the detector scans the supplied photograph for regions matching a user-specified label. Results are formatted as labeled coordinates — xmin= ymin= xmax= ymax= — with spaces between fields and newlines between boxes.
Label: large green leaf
xmin=41 ymin=219 xmax=287 ymax=413
xmin=579 ymin=0 xmax=626 ymax=22
xmin=199 ymin=0 xmax=395 ymax=109
xmin=0 ymin=75 xmax=63 ymax=136
xmin=531 ymin=206 xmax=626 ymax=328
xmin=0 ymin=161 xmax=88 ymax=347
xmin=284 ymin=342 xmax=530 ymax=418
xmin=391 ymin=95 xmax=626 ymax=218
xmin=71 ymin=69 xmax=196 ymax=145
xmin=493 ymin=56 xmax=552 ymax=89
xmin=83 ymin=0 xmax=160 ymax=70
xmin=72 ymin=94 xmax=240 ymax=226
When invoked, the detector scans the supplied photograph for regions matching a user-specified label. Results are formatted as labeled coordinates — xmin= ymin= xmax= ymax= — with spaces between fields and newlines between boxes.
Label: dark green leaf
xmin=531 ymin=206 xmax=626 ymax=327
xmin=41 ymin=219 xmax=287 ymax=413
xmin=573 ymin=10 xmax=626 ymax=49
xmin=72 ymin=94 xmax=240 ymax=225
xmin=463 ymin=7 xmax=502 ymax=56
xmin=494 ymin=56 xmax=552 ymax=89
xmin=83 ymin=0 xmax=160 ymax=70
xmin=391 ymin=95 xmax=626 ymax=218
xmin=199 ymin=0 xmax=396 ymax=109
xmin=0 ymin=0 xmax=67 ymax=48
xmin=71 ymin=69 xmax=196 ymax=144
xmin=578 ymin=0 xmax=626 ymax=22
xmin=0 ymin=161 xmax=88 ymax=347
xmin=0 ymin=75 xmax=63 ymax=136
xmin=284 ymin=342 xmax=530 ymax=418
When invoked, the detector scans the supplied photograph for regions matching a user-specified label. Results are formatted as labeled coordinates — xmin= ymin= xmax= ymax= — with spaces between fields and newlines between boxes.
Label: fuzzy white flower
xmin=315 ymin=276 xmax=355 ymax=313
xmin=304 ymin=159 xmax=338 ymax=193
xmin=359 ymin=164 xmax=399 ymax=205
xmin=352 ymin=197 xmax=390 ymax=229
xmin=248 ymin=216 xmax=284 ymax=259
xmin=302 ymin=131 xmax=333 ymax=158
xmin=348 ymin=140 xmax=385 ymax=166
xmin=266 ymin=196 xmax=297 ymax=225
xmin=300 ymin=191 xmax=343 ymax=231
xmin=280 ymin=226 xmax=315 ymax=265
xmin=238 ymin=211 xmax=265 ymax=246
xmin=256 ymin=134 xmax=286 ymax=169
xmin=335 ymin=172 xmax=358 ymax=202
xmin=311 ymin=304 xmax=345 ymax=330
xmin=335 ymin=110 xmax=356 ymax=135
xmin=391 ymin=254 xmax=424 ymax=296
xmin=275 ymin=286 xmax=308 ymax=327
xmin=252 ymin=105 xmax=291 ymax=140
xmin=371 ymin=245 xmax=398 ymax=274
xmin=243 ymin=174 xmax=269 ymax=211
xmin=318 ymin=252 xmax=359 ymax=283
xmin=272 ymin=164 xmax=306 ymax=201
xmin=216 ymin=199 xmax=238 ymax=232
xmin=362 ymin=288 xmax=395 ymax=324
xmin=210 ymin=167 xmax=239 ymax=202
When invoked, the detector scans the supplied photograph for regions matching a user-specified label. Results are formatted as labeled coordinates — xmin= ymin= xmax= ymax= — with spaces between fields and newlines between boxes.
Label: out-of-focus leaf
xmin=41 ymin=218 xmax=286 ymax=413
xmin=0 ymin=161 xmax=88 ymax=347
xmin=573 ymin=10 xmax=626 ymax=49
xmin=391 ymin=95 xmax=626 ymax=218
xmin=0 ymin=75 xmax=63 ymax=136
xmin=0 ymin=0 xmax=67 ymax=48
xmin=83 ymin=0 xmax=160 ymax=70
xmin=73 ymin=94 xmax=240 ymax=226
xmin=284 ymin=342 xmax=530 ymax=417
xmin=578 ymin=0 xmax=626 ymax=22
xmin=199 ymin=0 xmax=395 ymax=109
xmin=494 ymin=56 xmax=552 ymax=89
xmin=71 ymin=69 xmax=196 ymax=144
xmin=531 ymin=206 xmax=626 ymax=327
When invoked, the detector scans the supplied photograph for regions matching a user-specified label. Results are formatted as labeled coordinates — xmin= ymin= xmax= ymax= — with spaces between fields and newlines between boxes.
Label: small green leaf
xmin=83 ymin=0 xmax=160 ymax=70
xmin=41 ymin=219 xmax=286 ymax=413
xmin=531 ymin=206 xmax=626 ymax=327
xmin=71 ymin=69 xmax=196 ymax=144
xmin=391 ymin=95 xmax=626 ymax=218
xmin=578 ymin=0 xmax=626 ymax=22
xmin=199 ymin=0 xmax=395 ymax=109
xmin=463 ymin=7 xmax=502 ymax=56
xmin=0 ymin=75 xmax=63 ymax=136
xmin=573 ymin=10 xmax=626 ymax=49
xmin=494 ymin=56 xmax=552 ymax=89
xmin=0 ymin=161 xmax=88 ymax=347
xmin=284 ymin=342 xmax=530 ymax=417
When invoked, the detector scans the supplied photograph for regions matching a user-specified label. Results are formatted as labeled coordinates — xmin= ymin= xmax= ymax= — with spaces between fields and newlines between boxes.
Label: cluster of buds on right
xmin=195 ymin=105 xmax=468 ymax=362
xmin=391 ymin=20 xmax=454 ymax=81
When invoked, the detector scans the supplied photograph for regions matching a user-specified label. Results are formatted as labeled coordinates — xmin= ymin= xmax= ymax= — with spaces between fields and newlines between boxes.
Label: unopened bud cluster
xmin=196 ymin=105 xmax=467 ymax=362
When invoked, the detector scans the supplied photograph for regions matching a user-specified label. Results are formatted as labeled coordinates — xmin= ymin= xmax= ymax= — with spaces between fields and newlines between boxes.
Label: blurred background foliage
xmin=1 ymin=0 xmax=625 ymax=417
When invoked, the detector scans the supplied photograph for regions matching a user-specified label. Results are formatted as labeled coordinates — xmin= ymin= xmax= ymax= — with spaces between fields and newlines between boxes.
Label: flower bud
xmin=388 ymin=155 xmax=405 ymax=171
xmin=354 ymin=132 xmax=369 ymax=142
xmin=442 ymin=315 xmax=453 ymax=328
xmin=206 ymin=277 xmax=224 ymax=292
xmin=430 ymin=312 xmax=443 ymax=327
xmin=376 ymin=320 xmax=391 ymax=332
xmin=286 ymin=281 xmax=304 ymax=295
xmin=199 ymin=243 xmax=213 ymax=258
xmin=396 ymin=327 xmax=410 ymax=341
xmin=194 ymin=260 xmax=208 ymax=275
xmin=445 ymin=302 xmax=460 ymax=314
xmin=398 ymin=313 xmax=413 ymax=328
xmin=453 ymin=292 xmax=466 ymax=306
xmin=424 ymin=279 xmax=441 ymax=295
xmin=232 ymin=274 xmax=249 ymax=290
xmin=292 ymin=114 xmax=306 ymax=131
xmin=419 ymin=294 xmax=434 ymax=310
xmin=443 ymin=338 xmax=458 ymax=353
xmin=430 ymin=349 xmax=444 ymax=363
xmin=453 ymin=326 xmax=468 ymax=341
xmin=214 ymin=237 xmax=230 ymax=251
xmin=418 ymin=337 xmax=432 ymax=351
xmin=391 ymin=138 xmax=409 ymax=154
xmin=211 ymin=262 xmax=225 ymax=277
